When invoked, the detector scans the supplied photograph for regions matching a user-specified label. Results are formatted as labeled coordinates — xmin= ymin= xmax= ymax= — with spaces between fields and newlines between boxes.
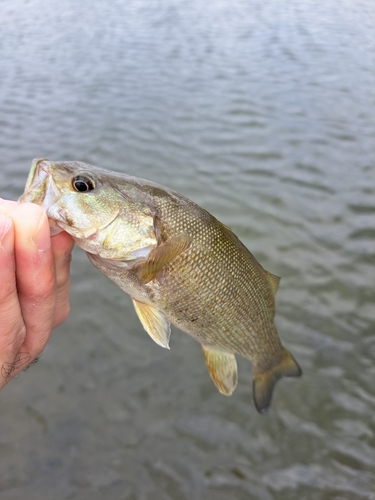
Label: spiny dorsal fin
xmin=201 ymin=346 xmax=238 ymax=396
xmin=131 ymin=299 xmax=171 ymax=349
xmin=266 ymin=271 xmax=280 ymax=296
xmin=137 ymin=231 xmax=191 ymax=283
xmin=252 ymin=348 xmax=302 ymax=414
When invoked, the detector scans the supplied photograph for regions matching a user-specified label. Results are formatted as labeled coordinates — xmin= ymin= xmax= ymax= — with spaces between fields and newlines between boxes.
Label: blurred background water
xmin=0 ymin=0 xmax=374 ymax=498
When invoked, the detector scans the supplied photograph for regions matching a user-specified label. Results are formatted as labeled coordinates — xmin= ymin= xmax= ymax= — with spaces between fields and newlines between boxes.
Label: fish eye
xmin=72 ymin=174 xmax=96 ymax=192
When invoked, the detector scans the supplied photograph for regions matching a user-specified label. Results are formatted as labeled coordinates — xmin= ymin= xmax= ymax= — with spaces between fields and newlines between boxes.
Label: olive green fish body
xmin=20 ymin=159 xmax=301 ymax=413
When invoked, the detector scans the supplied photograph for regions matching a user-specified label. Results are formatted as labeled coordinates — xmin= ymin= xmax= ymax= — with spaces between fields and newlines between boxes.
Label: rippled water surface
xmin=1 ymin=0 xmax=374 ymax=498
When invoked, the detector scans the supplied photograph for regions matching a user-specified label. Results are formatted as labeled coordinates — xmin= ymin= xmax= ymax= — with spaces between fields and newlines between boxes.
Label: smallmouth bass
xmin=20 ymin=159 xmax=302 ymax=413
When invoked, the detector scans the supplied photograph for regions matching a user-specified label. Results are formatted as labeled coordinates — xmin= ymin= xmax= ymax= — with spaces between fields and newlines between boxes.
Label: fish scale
xmin=19 ymin=159 xmax=302 ymax=413
xmin=154 ymin=204 xmax=274 ymax=354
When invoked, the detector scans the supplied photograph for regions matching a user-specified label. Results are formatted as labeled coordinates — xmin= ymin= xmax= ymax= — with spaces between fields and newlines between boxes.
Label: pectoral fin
xmin=137 ymin=232 xmax=191 ymax=283
xmin=252 ymin=348 xmax=302 ymax=414
xmin=201 ymin=346 xmax=238 ymax=396
xmin=132 ymin=299 xmax=171 ymax=349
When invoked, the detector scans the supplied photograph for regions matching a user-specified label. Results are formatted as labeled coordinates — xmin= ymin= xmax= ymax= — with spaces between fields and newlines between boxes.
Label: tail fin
xmin=252 ymin=349 xmax=302 ymax=414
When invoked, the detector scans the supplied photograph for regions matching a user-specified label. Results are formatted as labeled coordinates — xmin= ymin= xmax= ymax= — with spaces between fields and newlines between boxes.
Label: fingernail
xmin=0 ymin=214 xmax=13 ymax=253
xmin=32 ymin=214 xmax=51 ymax=251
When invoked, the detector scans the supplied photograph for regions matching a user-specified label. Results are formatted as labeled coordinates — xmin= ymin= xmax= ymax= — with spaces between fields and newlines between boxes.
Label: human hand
xmin=0 ymin=199 xmax=74 ymax=389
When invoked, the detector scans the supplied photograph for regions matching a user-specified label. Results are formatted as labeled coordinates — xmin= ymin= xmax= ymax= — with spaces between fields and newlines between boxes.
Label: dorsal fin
xmin=266 ymin=271 xmax=280 ymax=296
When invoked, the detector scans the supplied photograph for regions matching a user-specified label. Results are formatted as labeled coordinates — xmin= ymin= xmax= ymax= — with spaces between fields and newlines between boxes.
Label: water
xmin=0 ymin=0 xmax=374 ymax=498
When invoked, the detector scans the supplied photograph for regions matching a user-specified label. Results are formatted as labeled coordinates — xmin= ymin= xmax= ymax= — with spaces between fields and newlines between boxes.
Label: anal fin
xmin=132 ymin=299 xmax=171 ymax=349
xmin=201 ymin=346 xmax=238 ymax=396
xmin=137 ymin=232 xmax=191 ymax=283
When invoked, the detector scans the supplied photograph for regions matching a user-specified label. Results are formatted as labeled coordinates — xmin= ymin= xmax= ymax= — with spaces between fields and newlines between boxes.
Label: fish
xmin=19 ymin=158 xmax=302 ymax=413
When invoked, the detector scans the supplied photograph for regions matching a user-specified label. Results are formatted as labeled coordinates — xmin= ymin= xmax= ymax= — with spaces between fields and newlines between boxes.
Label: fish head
xmin=19 ymin=159 xmax=157 ymax=260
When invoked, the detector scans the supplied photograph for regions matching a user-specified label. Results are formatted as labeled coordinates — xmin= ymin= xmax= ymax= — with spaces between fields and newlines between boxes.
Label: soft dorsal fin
xmin=137 ymin=231 xmax=191 ymax=283
xmin=266 ymin=271 xmax=280 ymax=296
xmin=131 ymin=299 xmax=171 ymax=349
xmin=201 ymin=346 xmax=238 ymax=396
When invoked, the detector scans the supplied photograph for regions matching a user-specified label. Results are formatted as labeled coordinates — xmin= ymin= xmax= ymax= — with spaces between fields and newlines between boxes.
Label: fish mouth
xmin=19 ymin=158 xmax=64 ymax=235
xmin=22 ymin=158 xmax=49 ymax=191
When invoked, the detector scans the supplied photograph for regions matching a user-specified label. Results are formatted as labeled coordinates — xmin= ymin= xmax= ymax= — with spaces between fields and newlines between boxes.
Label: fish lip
xmin=19 ymin=159 xmax=64 ymax=237
xmin=45 ymin=206 xmax=71 ymax=236
xmin=19 ymin=159 xmax=53 ymax=204
xmin=47 ymin=206 xmax=68 ymax=224
xmin=23 ymin=158 xmax=50 ymax=191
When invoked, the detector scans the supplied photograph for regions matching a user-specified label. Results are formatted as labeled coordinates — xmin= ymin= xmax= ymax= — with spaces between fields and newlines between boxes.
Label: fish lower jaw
xmin=49 ymin=222 xmax=64 ymax=236
xmin=47 ymin=206 xmax=69 ymax=227
xmin=46 ymin=207 xmax=68 ymax=235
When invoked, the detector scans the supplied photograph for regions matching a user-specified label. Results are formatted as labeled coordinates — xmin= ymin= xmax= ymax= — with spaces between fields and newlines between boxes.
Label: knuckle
xmin=56 ymin=270 xmax=70 ymax=290
xmin=1 ymin=322 xmax=27 ymax=355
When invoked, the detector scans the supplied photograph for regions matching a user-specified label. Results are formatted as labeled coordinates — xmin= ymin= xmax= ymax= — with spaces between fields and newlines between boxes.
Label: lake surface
xmin=0 ymin=0 xmax=374 ymax=498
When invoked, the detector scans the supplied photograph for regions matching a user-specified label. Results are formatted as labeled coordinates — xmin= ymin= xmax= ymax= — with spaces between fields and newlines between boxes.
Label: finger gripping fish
xmin=20 ymin=159 xmax=301 ymax=413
